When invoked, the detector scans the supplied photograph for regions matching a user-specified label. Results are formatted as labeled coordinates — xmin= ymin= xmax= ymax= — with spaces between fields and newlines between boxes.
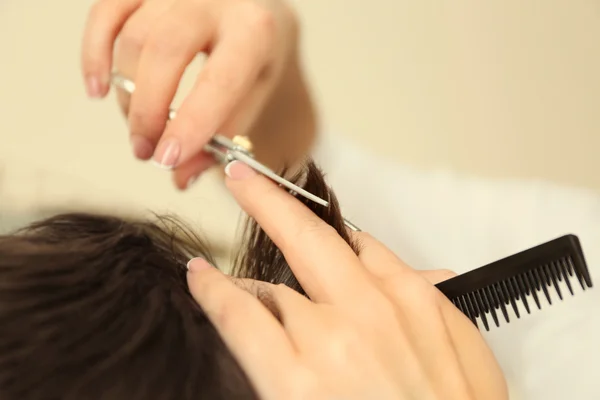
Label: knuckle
xmin=295 ymin=218 xmax=336 ymax=242
xmin=325 ymin=322 xmax=364 ymax=362
xmin=200 ymin=66 xmax=240 ymax=92
xmin=242 ymin=5 xmax=276 ymax=37
xmin=88 ymin=0 xmax=109 ymax=21
xmin=354 ymin=231 xmax=373 ymax=241
xmin=359 ymin=296 xmax=397 ymax=324
xmin=436 ymin=268 xmax=458 ymax=281
xmin=384 ymin=273 xmax=439 ymax=306
xmin=352 ymin=231 xmax=373 ymax=248
xmin=128 ymin=106 xmax=165 ymax=134
xmin=119 ymin=22 xmax=149 ymax=52
xmin=343 ymin=292 xmax=398 ymax=334
xmin=273 ymin=283 xmax=291 ymax=296
xmin=144 ymin=34 xmax=174 ymax=57
xmin=207 ymin=291 xmax=241 ymax=330
xmin=146 ymin=21 xmax=194 ymax=56
xmin=212 ymin=300 xmax=236 ymax=330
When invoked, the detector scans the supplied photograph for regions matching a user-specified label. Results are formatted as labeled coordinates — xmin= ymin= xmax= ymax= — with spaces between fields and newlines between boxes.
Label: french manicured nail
xmin=153 ymin=138 xmax=180 ymax=169
xmin=224 ymin=160 xmax=256 ymax=180
xmin=86 ymin=76 xmax=102 ymax=98
xmin=187 ymin=257 xmax=211 ymax=272
xmin=130 ymin=135 xmax=154 ymax=160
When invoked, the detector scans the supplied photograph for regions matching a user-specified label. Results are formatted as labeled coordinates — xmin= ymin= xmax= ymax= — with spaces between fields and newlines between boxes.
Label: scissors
xmin=110 ymin=73 xmax=360 ymax=231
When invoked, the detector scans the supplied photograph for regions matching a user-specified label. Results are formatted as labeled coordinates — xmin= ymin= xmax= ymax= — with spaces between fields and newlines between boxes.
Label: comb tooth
xmin=488 ymin=284 xmax=502 ymax=309
xmin=502 ymin=280 xmax=521 ymax=318
xmin=459 ymin=295 xmax=478 ymax=328
xmin=528 ymin=269 xmax=545 ymax=308
xmin=498 ymin=280 xmax=511 ymax=306
xmin=508 ymin=278 xmax=520 ymax=300
xmin=568 ymin=256 xmax=588 ymax=290
xmin=464 ymin=293 xmax=481 ymax=322
xmin=477 ymin=288 xmax=490 ymax=313
xmin=541 ymin=264 xmax=552 ymax=286
xmin=517 ymin=272 xmax=531 ymax=295
xmin=559 ymin=258 xmax=574 ymax=295
xmin=565 ymin=256 xmax=575 ymax=276
xmin=534 ymin=268 xmax=553 ymax=305
xmin=550 ymin=261 xmax=563 ymax=282
xmin=523 ymin=272 xmax=542 ymax=309
xmin=489 ymin=284 xmax=508 ymax=322
xmin=435 ymin=235 xmax=592 ymax=331
xmin=483 ymin=287 xmax=500 ymax=327
xmin=513 ymin=275 xmax=531 ymax=314
xmin=452 ymin=297 xmax=465 ymax=314
xmin=463 ymin=297 xmax=478 ymax=326
xmin=545 ymin=263 xmax=563 ymax=300
xmin=469 ymin=292 xmax=489 ymax=331
xmin=494 ymin=283 xmax=511 ymax=323
xmin=527 ymin=270 xmax=541 ymax=291
xmin=466 ymin=292 xmax=480 ymax=317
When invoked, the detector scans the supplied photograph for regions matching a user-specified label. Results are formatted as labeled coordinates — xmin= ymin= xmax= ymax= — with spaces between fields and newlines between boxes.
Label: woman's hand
xmin=81 ymin=0 xmax=315 ymax=189
xmin=186 ymin=160 xmax=509 ymax=400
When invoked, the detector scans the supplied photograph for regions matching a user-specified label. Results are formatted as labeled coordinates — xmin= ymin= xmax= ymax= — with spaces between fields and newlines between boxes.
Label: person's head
xmin=0 ymin=161 xmax=358 ymax=400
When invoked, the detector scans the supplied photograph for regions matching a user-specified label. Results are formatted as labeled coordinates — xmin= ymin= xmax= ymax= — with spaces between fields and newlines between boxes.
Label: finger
xmin=377 ymin=268 xmax=470 ymax=396
xmin=186 ymin=258 xmax=296 ymax=395
xmin=230 ymin=278 xmax=313 ymax=326
xmin=171 ymin=77 xmax=274 ymax=187
xmin=267 ymin=283 xmax=322 ymax=347
xmin=438 ymin=299 xmax=509 ymax=399
xmin=215 ymin=58 xmax=277 ymax=140
xmin=81 ymin=0 xmax=142 ymax=98
xmin=352 ymin=232 xmax=416 ymax=278
xmin=113 ymin=0 xmax=177 ymax=117
xmin=170 ymin=79 xmax=273 ymax=189
xmin=352 ymin=232 xmax=458 ymax=285
xmin=224 ymin=160 xmax=375 ymax=304
xmin=129 ymin=3 xmax=214 ymax=158
xmin=355 ymin=235 xmax=470 ymax=395
xmin=171 ymin=152 xmax=217 ymax=190
xmin=154 ymin=12 xmax=274 ymax=168
xmin=351 ymin=232 xmax=473 ymax=395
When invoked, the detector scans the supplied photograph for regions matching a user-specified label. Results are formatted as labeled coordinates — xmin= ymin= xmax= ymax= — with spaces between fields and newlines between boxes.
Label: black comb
xmin=435 ymin=234 xmax=593 ymax=331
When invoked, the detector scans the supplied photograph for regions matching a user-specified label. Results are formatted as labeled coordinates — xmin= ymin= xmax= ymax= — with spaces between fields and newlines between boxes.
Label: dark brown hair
xmin=0 ymin=161 xmax=358 ymax=400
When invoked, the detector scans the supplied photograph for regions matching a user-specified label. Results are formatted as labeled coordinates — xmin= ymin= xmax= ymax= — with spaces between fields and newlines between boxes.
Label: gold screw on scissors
xmin=232 ymin=135 xmax=253 ymax=153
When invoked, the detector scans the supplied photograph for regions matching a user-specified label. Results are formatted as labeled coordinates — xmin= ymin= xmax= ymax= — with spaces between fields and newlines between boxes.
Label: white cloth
xmin=314 ymin=132 xmax=600 ymax=400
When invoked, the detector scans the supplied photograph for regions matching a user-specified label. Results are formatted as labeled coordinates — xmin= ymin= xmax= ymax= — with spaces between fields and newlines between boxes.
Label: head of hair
xmin=0 ymin=161 xmax=358 ymax=400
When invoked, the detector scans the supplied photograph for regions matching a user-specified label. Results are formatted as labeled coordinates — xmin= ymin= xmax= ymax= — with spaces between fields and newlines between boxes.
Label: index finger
xmin=153 ymin=14 xmax=273 ymax=168
xmin=224 ymin=160 xmax=377 ymax=304
xmin=81 ymin=0 xmax=142 ymax=97
xmin=186 ymin=258 xmax=296 ymax=396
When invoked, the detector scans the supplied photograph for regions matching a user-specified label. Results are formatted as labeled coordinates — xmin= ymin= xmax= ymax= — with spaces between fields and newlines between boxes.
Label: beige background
xmin=1 ymin=0 xmax=599 ymax=251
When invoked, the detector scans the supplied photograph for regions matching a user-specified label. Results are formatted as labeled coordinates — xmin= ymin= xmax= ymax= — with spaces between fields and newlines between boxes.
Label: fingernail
xmin=130 ymin=135 xmax=154 ymax=160
xmin=186 ymin=174 xmax=200 ymax=189
xmin=86 ymin=76 xmax=102 ymax=98
xmin=224 ymin=160 xmax=257 ymax=180
xmin=153 ymin=138 xmax=180 ymax=169
xmin=187 ymin=257 xmax=211 ymax=272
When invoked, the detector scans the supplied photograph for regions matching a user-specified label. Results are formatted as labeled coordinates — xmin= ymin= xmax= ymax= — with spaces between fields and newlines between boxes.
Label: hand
xmin=82 ymin=0 xmax=314 ymax=189
xmin=186 ymin=160 xmax=509 ymax=400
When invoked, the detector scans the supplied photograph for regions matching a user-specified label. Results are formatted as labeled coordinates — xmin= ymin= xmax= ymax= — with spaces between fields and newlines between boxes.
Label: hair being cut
xmin=0 ymin=160 xmax=359 ymax=400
